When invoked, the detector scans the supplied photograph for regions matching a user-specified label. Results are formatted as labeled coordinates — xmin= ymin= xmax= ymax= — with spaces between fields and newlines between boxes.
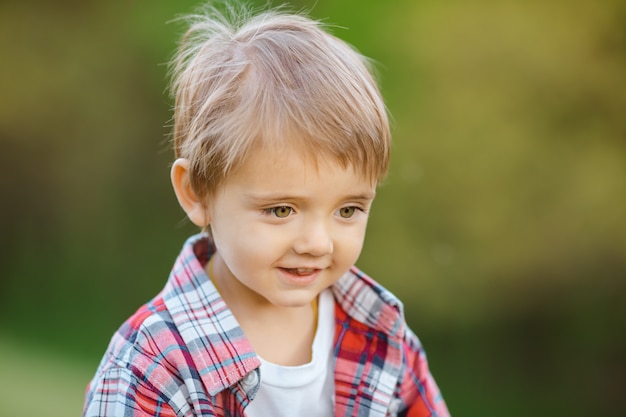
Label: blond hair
xmin=170 ymin=2 xmax=391 ymax=200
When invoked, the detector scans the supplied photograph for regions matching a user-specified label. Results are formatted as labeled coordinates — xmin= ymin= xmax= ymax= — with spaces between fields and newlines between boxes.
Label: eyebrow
xmin=242 ymin=191 xmax=376 ymax=204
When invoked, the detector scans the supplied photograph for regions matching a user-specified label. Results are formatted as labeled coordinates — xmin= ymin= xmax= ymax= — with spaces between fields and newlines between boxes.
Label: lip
xmin=277 ymin=267 xmax=323 ymax=286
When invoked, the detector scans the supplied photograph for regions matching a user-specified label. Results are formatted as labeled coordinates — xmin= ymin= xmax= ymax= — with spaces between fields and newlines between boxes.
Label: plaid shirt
xmin=84 ymin=234 xmax=449 ymax=417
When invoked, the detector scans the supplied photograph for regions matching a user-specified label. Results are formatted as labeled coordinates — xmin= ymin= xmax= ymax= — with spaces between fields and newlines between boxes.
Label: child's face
xmin=207 ymin=145 xmax=376 ymax=310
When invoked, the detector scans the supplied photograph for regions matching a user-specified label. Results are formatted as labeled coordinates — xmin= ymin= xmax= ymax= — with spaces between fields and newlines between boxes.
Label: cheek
xmin=213 ymin=222 xmax=288 ymax=266
xmin=210 ymin=210 xmax=253 ymax=246
xmin=348 ymin=238 xmax=366 ymax=261
xmin=336 ymin=227 xmax=368 ymax=261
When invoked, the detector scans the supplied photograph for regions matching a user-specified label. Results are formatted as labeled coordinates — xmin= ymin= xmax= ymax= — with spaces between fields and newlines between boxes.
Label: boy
xmin=84 ymin=3 xmax=449 ymax=416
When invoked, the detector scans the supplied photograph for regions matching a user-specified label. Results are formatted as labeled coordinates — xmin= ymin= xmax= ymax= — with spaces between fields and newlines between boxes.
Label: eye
xmin=268 ymin=206 xmax=293 ymax=218
xmin=338 ymin=206 xmax=358 ymax=219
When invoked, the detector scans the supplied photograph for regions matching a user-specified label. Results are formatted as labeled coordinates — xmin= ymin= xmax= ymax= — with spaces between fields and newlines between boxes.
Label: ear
xmin=170 ymin=158 xmax=210 ymax=227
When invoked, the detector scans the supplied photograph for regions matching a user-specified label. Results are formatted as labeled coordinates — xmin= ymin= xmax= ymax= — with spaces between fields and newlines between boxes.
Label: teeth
xmin=287 ymin=268 xmax=315 ymax=274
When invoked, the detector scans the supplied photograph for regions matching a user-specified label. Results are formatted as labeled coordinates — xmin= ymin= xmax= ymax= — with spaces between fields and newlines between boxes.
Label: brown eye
xmin=339 ymin=206 xmax=357 ymax=218
xmin=271 ymin=206 xmax=293 ymax=218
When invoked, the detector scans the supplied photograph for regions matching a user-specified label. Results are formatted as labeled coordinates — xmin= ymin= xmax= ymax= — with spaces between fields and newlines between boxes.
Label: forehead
xmin=220 ymin=142 xmax=376 ymax=196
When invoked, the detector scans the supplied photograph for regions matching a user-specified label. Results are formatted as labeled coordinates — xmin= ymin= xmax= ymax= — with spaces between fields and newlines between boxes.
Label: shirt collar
xmin=162 ymin=233 xmax=261 ymax=396
xmin=161 ymin=233 xmax=405 ymax=394
xmin=332 ymin=266 xmax=406 ymax=339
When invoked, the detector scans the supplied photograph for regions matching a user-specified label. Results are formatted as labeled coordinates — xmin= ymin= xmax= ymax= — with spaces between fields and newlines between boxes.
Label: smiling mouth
xmin=282 ymin=268 xmax=319 ymax=276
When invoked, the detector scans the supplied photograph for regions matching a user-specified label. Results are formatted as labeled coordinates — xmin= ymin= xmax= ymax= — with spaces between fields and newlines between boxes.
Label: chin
xmin=271 ymin=292 xmax=319 ymax=309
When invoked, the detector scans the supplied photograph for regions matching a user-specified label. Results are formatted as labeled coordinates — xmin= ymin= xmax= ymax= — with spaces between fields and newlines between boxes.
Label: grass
xmin=0 ymin=334 xmax=95 ymax=417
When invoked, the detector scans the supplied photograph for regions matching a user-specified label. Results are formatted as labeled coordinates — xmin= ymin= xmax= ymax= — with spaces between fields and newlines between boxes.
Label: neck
xmin=207 ymin=254 xmax=319 ymax=366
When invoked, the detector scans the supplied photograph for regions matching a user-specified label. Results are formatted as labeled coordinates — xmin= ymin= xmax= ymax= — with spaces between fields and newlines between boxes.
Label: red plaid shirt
xmin=84 ymin=234 xmax=449 ymax=417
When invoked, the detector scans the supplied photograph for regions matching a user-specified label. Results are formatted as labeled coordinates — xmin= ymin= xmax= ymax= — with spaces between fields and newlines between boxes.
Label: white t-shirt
xmin=245 ymin=289 xmax=335 ymax=416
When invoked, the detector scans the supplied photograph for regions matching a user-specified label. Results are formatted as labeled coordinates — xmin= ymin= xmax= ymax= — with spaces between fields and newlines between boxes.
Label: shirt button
xmin=388 ymin=398 xmax=402 ymax=416
xmin=241 ymin=370 xmax=259 ymax=391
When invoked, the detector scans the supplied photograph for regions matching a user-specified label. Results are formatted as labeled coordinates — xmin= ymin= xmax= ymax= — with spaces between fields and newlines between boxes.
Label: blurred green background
xmin=1 ymin=0 xmax=625 ymax=416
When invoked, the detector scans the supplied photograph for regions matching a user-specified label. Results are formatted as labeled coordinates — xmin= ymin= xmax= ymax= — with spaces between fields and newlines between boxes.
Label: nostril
xmin=293 ymin=236 xmax=333 ymax=256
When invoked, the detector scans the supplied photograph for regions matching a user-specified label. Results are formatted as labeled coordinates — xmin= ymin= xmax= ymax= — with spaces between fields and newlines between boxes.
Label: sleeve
xmin=398 ymin=328 xmax=450 ymax=417
xmin=83 ymin=366 xmax=179 ymax=417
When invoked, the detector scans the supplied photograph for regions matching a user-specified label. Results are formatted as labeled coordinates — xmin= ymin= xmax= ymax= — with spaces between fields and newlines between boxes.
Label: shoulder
xmin=103 ymin=296 xmax=177 ymax=361
xmin=332 ymin=266 xmax=435 ymax=364
xmin=84 ymin=297 xmax=193 ymax=416
xmin=91 ymin=295 xmax=188 ymax=382
xmin=332 ymin=268 xmax=450 ymax=416
xmin=331 ymin=266 xmax=438 ymax=380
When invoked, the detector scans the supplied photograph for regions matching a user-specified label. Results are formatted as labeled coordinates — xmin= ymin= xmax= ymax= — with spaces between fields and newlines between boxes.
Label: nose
xmin=293 ymin=219 xmax=334 ymax=256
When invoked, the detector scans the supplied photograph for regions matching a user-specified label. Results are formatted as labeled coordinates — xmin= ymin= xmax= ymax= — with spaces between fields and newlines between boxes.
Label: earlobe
xmin=170 ymin=158 xmax=210 ymax=227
